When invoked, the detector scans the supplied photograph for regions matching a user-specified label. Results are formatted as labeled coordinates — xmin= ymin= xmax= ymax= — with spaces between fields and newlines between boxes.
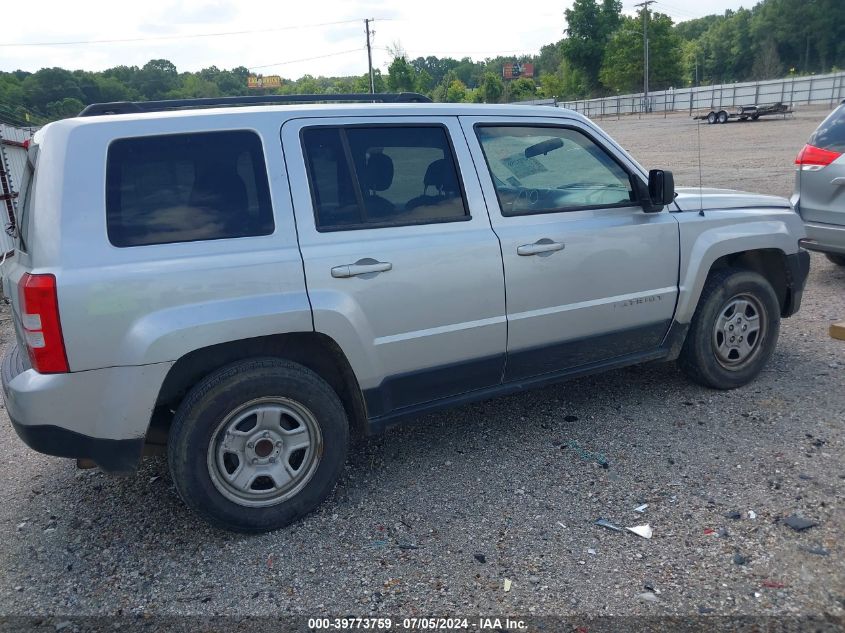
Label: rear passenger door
xmin=282 ymin=118 xmax=507 ymax=419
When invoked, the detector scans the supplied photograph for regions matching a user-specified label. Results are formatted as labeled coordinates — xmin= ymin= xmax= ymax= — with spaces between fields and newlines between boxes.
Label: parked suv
xmin=2 ymin=94 xmax=809 ymax=532
xmin=793 ymin=100 xmax=845 ymax=265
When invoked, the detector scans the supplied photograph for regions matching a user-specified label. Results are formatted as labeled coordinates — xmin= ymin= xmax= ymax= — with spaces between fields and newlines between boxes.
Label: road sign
xmin=248 ymin=75 xmax=283 ymax=89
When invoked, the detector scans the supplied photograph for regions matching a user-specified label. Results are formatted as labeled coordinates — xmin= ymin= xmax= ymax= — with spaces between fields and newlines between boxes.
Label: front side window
xmin=302 ymin=125 xmax=468 ymax=230
xmin=106 ymin=130 xmax=274 ymax=247
xmin=475 ymin=126 xmax=636 ymax=216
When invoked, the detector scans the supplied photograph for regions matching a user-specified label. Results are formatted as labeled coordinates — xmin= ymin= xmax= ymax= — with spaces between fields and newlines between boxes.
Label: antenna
xmin=697 ymin=112 xmax=704 ymax=216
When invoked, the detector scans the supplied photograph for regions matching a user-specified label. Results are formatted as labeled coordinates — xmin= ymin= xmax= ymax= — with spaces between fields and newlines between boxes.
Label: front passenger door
xmin=461 ymin=117 xmax=679 ymax=381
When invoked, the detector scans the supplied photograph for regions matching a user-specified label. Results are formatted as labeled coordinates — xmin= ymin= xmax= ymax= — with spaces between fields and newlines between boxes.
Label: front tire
xmin=168 ymin=358 xmax=348 ymax=532
xmin=825 ymin=253 xmax=845 ymax=266
xmin=678 ymin=268 xmax=780 ymax=389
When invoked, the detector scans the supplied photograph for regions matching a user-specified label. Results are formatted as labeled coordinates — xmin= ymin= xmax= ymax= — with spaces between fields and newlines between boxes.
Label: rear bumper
xmin=800 ymin=221 xmax=845 ymax=256
xmin=2 ymin=343 xmax=172 ymax=472
xmin=783 ymin=249 xmax=811 ymax=318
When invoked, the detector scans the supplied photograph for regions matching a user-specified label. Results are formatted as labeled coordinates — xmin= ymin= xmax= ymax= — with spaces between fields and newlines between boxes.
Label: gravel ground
xmin=0 ymin=107 xmax=843 ymax=619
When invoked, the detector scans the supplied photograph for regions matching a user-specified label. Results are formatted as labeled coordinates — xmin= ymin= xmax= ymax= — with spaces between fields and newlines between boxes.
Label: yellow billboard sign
xmin=247 ymin=75 xmax=283 ymax=89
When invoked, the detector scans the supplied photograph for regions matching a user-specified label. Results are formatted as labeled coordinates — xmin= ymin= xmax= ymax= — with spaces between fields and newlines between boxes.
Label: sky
xmin=1 ymin=0 xmax=756 ymax=79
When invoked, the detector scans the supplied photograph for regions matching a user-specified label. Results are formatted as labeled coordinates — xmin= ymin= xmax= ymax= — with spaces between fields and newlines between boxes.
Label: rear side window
xmin=301 ymin=125 xmax=468 ymax=230
xmin=106 ymin=131 xmax=274 ymax=247
xmin=810 ymin=104 xmax=845 ymax=152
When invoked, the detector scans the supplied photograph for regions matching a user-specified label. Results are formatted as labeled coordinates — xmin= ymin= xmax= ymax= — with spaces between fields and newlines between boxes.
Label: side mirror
xmin=647 ymin=169 xmax=675 ymax=208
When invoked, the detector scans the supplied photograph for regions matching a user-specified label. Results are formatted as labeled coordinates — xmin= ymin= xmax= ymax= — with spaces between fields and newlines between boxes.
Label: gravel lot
xmin=0 ymin=107 xmax=842 ymax=620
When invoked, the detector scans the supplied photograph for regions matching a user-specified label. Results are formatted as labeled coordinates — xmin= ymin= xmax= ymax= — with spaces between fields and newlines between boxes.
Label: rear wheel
xmin=678 ymin=268 xmax=780 ymax=389
xmin=168 ymin=358 xmax=348 ymax=532
xmin=717 ymin=110 xmax=729 ymax=124
xmin=825 ymin=253 xmax=845 ymax=266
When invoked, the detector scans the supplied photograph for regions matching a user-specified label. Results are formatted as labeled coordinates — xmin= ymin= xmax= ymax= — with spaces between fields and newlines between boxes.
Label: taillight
xmin=795 ymin=144 xmax=841 ymax=170
xmin=18 ymin=273 xmax=69 ymax=373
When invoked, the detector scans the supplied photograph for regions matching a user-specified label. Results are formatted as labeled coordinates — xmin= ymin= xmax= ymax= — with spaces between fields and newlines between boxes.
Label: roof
xmin=58 ymin=102 xmax=585 ymax=130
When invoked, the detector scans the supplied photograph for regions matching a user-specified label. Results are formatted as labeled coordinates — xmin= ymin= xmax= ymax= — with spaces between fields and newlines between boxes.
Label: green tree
xmin=22 ymin=67 xmax=84 ymax=111
xmin=415 ymin=69 xmax=434 ymax=94
xmin=599 ymin=12 xmax=683 ymax=93
xmin=479 ymin=72 xmax=504 ymax=103
xmin=137 ymin=59 xmax=179 ymax=99
xmin=45 ymin=97 xmax=84 ymax=118
xmin=387 ymin=56 xmax=417 ymax=92
xmin=508 ymin=77 xmax=537 ymax=102
xmin=751 ymin=38 xmax=784 ymax=80
xmin=561 ymin=0 xmax=622 ymax=93
xmin=444 ymin=79 xmax=467 ymax=103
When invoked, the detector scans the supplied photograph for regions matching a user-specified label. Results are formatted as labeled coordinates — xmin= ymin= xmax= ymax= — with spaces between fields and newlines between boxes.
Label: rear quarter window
xmin=106 ymin=130 xmax=274 ymax=247
xmin=809 ymin=104 xmax=845 ymax=153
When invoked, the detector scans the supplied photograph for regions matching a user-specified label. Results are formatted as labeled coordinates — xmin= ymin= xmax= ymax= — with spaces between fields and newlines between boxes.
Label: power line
xmin=1 ymin=18 xmax=365 ymax=48
xmin=248 ymin=48 xmax=365 ymax=71
xmin=375 ymin=47 xmax=535 ymax=57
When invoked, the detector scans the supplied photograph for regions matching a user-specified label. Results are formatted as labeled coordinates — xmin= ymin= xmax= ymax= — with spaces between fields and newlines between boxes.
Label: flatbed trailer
xmin=693 ymin=102 xmax=793 ymax=124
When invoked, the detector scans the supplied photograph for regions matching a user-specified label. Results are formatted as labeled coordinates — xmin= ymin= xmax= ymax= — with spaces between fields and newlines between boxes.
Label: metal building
xmin=0 ymin=123 xmax=36 ymax=276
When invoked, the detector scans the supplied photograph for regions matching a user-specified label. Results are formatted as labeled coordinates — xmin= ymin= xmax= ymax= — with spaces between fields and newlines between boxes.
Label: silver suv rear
xmin=793 ymin=100 xmax=845 ymax=265
xmin=1 ymin=94 xmax=809 ymax=532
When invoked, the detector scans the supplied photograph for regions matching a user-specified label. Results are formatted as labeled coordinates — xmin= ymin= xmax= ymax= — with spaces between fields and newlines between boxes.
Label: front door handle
xmin=331 ymin=259 xmax=393 ymax=278
xmin=517 ymin=239 xmax=565 ymax=256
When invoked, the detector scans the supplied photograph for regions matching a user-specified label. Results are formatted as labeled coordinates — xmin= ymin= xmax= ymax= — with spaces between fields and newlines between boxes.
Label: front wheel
xmin=825 ymin=253 xmax=845 ymax=266
xmin=678 ymin=268 xmax=780 ymax=389
xmin=168 ymin=358 xmax=348 ymax=532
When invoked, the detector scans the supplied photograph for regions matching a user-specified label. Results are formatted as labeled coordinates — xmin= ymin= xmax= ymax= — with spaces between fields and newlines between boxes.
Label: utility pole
xmin=635 ymin=0 xmax=655 ymax=112
xmin=365 ymin=18 xmax=375 ymax=94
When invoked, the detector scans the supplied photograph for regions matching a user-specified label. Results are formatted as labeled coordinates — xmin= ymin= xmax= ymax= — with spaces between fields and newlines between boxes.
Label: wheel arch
xmin=148 ymin=333 xmax=368 ymax=445
xmin=707 ymin=249 xmax=791 ymax=315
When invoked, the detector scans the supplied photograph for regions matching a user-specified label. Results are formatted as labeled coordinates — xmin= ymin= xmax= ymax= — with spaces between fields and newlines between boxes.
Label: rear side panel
xmin=17 ymin=116 xmax=313 ymax=372
xmin=798 ymin=154 xmax=845 ymax=226
xmin=797 ymin=104 xmax=845 ymax=227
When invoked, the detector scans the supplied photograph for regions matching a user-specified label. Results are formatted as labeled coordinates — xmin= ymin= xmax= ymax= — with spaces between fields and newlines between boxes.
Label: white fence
xmin=556 ymin=71 xmax=845 ymax=118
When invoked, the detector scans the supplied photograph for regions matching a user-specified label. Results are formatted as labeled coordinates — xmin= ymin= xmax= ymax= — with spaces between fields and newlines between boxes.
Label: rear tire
xmin=168 ymin=358 xmax=348 ymax=532
xmin=825 ymin=253 xmax=845 ymax=266
xmin=678 ymin=268 xmax=780 ymax=390
xmin=717 ymin=110 xmax=729 ymax=124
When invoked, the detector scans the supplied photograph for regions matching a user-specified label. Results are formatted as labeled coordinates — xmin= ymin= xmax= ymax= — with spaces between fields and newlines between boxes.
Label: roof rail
xmin=78 ymin=93 xmax=432 ymax=117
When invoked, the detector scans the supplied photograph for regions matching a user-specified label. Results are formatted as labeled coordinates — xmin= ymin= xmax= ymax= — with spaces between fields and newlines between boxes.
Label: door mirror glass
xmin=647 ymin=169 xmax=675 ymax=208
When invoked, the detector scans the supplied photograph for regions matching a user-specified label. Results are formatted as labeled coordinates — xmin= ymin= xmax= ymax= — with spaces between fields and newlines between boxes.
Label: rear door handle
xmin=831 ymin=177 xmax=845 ymax=186
xmin=331 ymin=259 xmax=392 ymax=278
xmin=517 ymin=239 xmax=565 ymax=256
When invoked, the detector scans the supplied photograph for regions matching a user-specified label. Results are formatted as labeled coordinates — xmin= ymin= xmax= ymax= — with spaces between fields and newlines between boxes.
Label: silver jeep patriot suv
xmin=2 ymin=93 xmax=810 ymax=532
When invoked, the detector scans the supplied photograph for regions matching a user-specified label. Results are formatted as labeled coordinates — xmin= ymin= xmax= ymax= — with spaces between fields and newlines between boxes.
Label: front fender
xmin=674 ymin=211 xmax=805 ymax=324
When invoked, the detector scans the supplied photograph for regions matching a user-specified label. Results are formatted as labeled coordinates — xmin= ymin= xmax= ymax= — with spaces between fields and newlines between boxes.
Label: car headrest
xmin=364 ymin=152 xmax=394 ymax=192
xmin=424 ymin=158 xmax=459 ymax=194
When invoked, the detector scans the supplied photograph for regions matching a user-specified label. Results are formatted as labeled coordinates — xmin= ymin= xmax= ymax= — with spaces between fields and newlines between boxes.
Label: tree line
xmin=1 ymin=0 xmax=842 ymax=125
